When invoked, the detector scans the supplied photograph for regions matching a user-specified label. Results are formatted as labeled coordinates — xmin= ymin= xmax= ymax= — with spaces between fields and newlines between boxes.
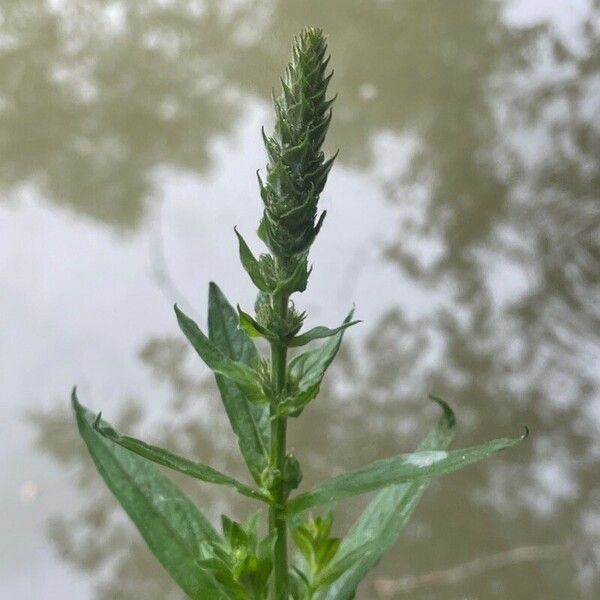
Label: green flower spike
xmin=258 ymin=27 xmax=337 ymax=281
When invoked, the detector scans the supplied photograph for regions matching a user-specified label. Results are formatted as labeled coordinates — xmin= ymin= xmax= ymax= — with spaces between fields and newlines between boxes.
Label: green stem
xmin=269 ymin=292 xmax=289 ymax=600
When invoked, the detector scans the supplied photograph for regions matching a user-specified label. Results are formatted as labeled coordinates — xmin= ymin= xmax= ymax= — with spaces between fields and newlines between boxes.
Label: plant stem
xmin=269 ymin=291 xmax=289 ymax=600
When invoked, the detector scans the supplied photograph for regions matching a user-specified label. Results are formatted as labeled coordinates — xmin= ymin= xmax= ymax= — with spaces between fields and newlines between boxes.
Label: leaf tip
xmin=70 ymin=386 xmax=80 ymax=409
xmin=428 ymin=393 xmax=456 ymax=429
xmin=208 ymin=281 xmax=224 ymax=303
xmin=173 ymin=303 xmax=184 ymax=320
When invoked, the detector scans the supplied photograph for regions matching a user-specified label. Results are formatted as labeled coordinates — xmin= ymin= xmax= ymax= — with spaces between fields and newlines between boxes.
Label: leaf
xmin=175 ymin=303 xmax=266 ymax=405
xmin=221 ymin=515 xmax=248 ymax=550
xmin=237 ymin=305 xmax=275 ymax=340
xmin=235 ymin=227 xmax=272 ymax=292
xmin=315 ymin=538 xmax=341 ymax=570
xmin=288 ymin=309 xmax=355 ymax=392
xmin=243 ymin=510 xmax=261 ymax=545
xmin=274 ymin=383 xmax=321 ymax=419
xmin=282 ymin=311 xmax=355 ymax=417
xmin=288 ymin=318 xmax=361 ymax=347
xmin=313 ymin=541 xmax=376 ymax=590
xmin=94 ymin=415 xmax=270 ymax=503
xmin=71 ymin=390 xmax=226 ymax=600
xmin=207 ymin=283 xmax=270 ymax=484
xmin=288 ymin=425 xmax=526 ymax=514
xmin=291 ymin=526 xmax=314 ymax=563
xmin=316 ymin=397 xmax=456 ymax=600
xmin=273 ymin=255 xmax=311 ymax=296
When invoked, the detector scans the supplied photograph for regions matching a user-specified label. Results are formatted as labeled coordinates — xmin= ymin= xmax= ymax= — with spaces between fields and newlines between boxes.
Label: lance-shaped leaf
xmin=94 ymin=415 xmax=271 ymax=503
xmin=288 ymin=317 xmax=360 ymax=347
xmin=288 ymin=426 xmax=527 ymax=514
xmin=273 ymin=255 xmax=311 ymax=296
xmin=316 ymin=396 xmax=455 ymax=600
xmin=71 ymin=390 xmax=226 ymax=600
xmin=208 ymin=283 xmax=271 ymax=484
xmin=175 ymin=304 xmax=266 ymax=405
xmin=288 ymin=309 xmax=355 ymax=392
xmin=274 ymin=383 xmax=321 ymax=419
xmin=237 ymin=305 xmax=276 ymax=340
xmin=235 ymin=227 xmax=272 ymax=292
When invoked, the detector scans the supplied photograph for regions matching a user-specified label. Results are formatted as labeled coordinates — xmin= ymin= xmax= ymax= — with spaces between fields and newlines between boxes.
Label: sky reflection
xmin=1 ymin=1 xmax=598 ymax=598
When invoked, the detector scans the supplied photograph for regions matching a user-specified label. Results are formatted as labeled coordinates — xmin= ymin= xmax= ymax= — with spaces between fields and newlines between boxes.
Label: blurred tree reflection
xmin=21 ymin=0 xmax=600 ymax=598
xmin=0 ymin=0 xmax=248 ymax=226
xmin=347 ymin=3 xmax=600 ymax=597
xmin=0 ymin=0 xmax=543 ymax=227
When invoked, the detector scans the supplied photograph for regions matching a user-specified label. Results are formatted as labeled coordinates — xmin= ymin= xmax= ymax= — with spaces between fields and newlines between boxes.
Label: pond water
xmin=1 ymin=1 xmax=599 ymax=598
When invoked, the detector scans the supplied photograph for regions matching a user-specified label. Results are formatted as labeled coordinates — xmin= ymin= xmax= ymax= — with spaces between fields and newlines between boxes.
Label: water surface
xmin=1 ymin=1 xmax=599 ymax=598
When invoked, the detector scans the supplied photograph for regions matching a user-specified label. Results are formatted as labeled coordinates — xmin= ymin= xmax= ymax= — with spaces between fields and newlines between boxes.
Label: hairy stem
xmin=269 ymin=291 xmax=289 ymax=600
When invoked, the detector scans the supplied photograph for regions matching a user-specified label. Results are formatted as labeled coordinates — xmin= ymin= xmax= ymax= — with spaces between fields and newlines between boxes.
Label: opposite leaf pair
xmin=178 ymin=293 xmax=357 ymax=419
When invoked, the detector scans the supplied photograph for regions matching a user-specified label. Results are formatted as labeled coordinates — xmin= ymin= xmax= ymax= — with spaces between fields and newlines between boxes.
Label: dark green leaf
xmin=275 ymin=383 xmax=320 ymax=419
xmin=273 ymin=256 xmax=311 ymax=296
xmin=221 ymin=515 xmax=248 ymax=550
xmin=315 ymin=538 xmax=341 ymax=570
xmin=202 ymin=514 xmax=274 ymax=599
xmin=288 ymin=309 xmax=355 ymax=393
xmin=237 ymin=305 xmax=275 ymax=340
xmin=235 ymin=227 xmax=272 ymax=292
xmin=288 ymin=426 xmax=526 ymax=514
xmin=175 ymin=303 xmax=266 ymax=404
xmin=288 ymin=318 xmax=360 ymax=348
xmin=208 ymin=283 xmax=270 ymax=484
xmin=94 ymin=416 xmax=270 ymax=503
xmin=317 ymin=397 xmax=456 ymax=600
xmin=197 ymin=557 xmax=241 ymax=593
xmin=291 ymin=526 xmax=314 ymax=563
xmin=243 ymin=511 xmax=261 ymax=546
xmin=71 ymin=390 xmax=226 ymax=600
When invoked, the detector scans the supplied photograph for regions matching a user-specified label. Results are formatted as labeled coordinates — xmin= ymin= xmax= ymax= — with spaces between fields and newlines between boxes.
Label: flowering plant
xmin=72 ymin=27 xmax=524 ymax=600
